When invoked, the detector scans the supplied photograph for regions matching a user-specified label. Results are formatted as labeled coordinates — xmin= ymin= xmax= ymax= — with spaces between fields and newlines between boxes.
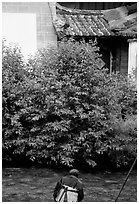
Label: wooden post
xmin=110 ymin=51 xmax=113 ymax=74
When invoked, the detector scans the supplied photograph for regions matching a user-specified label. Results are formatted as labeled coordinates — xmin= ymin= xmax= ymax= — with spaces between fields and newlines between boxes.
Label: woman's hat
xmin=69 ymin=169 xmax=79 ymax=177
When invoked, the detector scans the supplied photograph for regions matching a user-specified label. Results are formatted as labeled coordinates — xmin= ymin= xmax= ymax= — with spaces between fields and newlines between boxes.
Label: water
xmin=2 ymin=168 xmax=137 ymax=202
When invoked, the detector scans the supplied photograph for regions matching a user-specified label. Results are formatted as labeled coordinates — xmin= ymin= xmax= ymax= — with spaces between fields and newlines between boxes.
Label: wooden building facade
xmin=55 ymin=2 xmax=137 ymax=76
xmin=2 ymin=2 xmax=137 ymax=76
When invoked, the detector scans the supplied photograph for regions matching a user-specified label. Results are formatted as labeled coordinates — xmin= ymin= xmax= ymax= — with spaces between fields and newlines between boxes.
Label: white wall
xmin=2 ymin=2 xmax=57 ymax=59
xmin=2 ymin=13 xmax=37 ymax=59
xmin=128 ymin=39 xmax=137 ymax=76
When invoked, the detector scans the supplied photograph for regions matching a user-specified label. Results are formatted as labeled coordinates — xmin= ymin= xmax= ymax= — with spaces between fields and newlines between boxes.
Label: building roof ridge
xmin=56 ymin=3 xmax=103 ymax=15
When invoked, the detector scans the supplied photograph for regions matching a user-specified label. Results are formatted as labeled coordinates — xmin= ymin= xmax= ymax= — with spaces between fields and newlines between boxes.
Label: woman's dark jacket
xmin=53 ymin=175 xmax=84 ymax=202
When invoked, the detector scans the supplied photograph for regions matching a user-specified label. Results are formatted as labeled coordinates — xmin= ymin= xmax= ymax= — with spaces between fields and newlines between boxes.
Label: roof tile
xmin=54 ymin=3 xmax=137 ymax=38
xmin=55 ymin=3 xmax=113 ymax=37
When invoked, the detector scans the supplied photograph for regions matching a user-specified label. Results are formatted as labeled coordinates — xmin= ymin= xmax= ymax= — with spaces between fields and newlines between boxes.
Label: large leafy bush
xmin=2 ymin=39 xmax=137 ymax=170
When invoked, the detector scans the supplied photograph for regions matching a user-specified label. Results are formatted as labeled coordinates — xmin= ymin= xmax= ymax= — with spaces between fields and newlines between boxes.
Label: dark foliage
xmin=2 ymin=39 xmax=137 ymax=170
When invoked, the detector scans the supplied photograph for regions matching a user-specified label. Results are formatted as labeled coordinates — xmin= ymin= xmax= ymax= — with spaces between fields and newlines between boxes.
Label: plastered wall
xmin=2 ymin=2 xmax=57 ymax=54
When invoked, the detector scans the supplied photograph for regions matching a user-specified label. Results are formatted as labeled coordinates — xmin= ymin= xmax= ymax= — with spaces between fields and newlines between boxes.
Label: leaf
xmin=86 ymin=159 xmax=97 ymax=167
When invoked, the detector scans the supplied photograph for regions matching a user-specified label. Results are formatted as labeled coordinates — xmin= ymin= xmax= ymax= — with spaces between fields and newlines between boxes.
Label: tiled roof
xmin=54 ymin=3 xmax=137 ymax=39
xmin=54 ymin=3 xmax=114 ymax=38
xmin=103 ymin=4 xmax=137 ymax=38
xmin=111 ymin=18 xmax=137 ymax=38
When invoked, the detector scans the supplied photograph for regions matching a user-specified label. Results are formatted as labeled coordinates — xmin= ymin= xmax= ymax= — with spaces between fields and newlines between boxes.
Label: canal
xmin=2 ymin=168 xmax=137 ymax=202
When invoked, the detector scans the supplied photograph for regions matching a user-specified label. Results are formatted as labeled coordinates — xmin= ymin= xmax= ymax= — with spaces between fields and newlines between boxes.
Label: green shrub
xmin=2 ymin=40 xmax=26 ymax=141
xmin=2 ymin=39 xmax=137 ymax=170
xmin=106 ymin=114 xmax=137 ymax=168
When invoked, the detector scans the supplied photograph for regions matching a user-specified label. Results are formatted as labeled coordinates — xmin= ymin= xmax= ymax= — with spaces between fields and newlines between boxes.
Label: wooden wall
xmin=119 ymin=41 xmax=128 ymax=74
xmin=98 ymin=38 xmax=128 ymax=75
